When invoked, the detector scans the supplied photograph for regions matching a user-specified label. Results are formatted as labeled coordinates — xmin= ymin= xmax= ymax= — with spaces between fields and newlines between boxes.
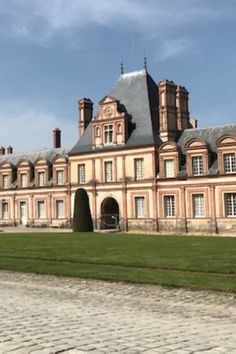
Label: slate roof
xmin=0 ymin=147 xmax=70 ymax=167
xmin=177 ymin=124 xmax=236 ymax=176
xmin=178 ymin=124 xmax=236 ymax=153
xmin=69 ymin=69 xmax=161 ymax=155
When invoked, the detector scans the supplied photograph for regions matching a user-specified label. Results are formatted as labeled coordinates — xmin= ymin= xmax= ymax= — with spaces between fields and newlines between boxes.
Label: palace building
xmin=1 ymin=68 xmax=236 ymax=234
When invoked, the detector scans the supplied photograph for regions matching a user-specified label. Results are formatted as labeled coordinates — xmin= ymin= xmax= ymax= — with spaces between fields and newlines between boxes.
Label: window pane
xmin=192 ymin=194 xmax=204 ymax=217
xmin=78 ymin=164 xmax=86 ymax=183
xmin=37 ymin=201 xmax=45 ymax=219
xmin=135 ymin=196 xmax=145 ymax=218
xmin=56 ymin=200 xmax=64 ymax=219
xmin=224 ymin=154 xmax=236 ymax=173
xmin=56 ymin=170 xmax=64 ymax=185
xmin=165 ymin=159 xmax=174 ymax=178
xmin=225 ymin=193 xmax=236 ymax=217
xmin=38 ymin=172 xmax=45 ymax=186
xmin=2 ymin=202 xmax=9 ymax=219
xmin=2 ymin=174 xmax=8 ymax=189
xmin=104 ymin=124 xmax=113 ymax=144
xmin=192 ymin=156 xmax=203 ymax=176
xmin=105 ymin=161 xmax=113 ymax=182
xmin=164 ymin=196 xmax=175 ymax=217
xmin=21 ymin=173 xmax=27 ymax=187
xmin=134 ymin=158 xmax=144 ymax=180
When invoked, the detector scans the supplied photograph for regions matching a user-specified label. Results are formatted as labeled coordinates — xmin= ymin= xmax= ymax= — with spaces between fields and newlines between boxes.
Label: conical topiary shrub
xmin=73 ymin=188 xmax=93 ymax=232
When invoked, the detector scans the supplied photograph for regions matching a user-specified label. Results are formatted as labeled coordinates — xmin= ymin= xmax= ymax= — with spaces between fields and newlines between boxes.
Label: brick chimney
xmin=78 ymin=98 xmax=93 ymax=137
xmin=53 ymin=128 xmax=61 ymax=148
xmin=0 ymin=146 xmax=5 ymax=155
xmin=7 ymin=146 xmax=13 ymax=154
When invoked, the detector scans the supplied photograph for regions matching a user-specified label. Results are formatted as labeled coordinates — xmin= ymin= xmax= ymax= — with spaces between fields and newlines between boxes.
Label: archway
xmin=101 ymin=197 xmax=119 ymax=229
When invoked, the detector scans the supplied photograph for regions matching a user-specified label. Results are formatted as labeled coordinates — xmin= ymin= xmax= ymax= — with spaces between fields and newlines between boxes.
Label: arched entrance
xmin=100 ymin=197 xmax=119 ymax=230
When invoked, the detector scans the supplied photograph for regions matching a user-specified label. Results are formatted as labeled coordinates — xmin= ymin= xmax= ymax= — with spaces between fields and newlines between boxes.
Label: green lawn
xmin=0 ymin=232 xmax=235 ymax=292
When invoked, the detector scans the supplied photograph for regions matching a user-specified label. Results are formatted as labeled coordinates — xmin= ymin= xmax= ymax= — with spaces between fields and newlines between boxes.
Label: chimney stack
xmin=7 ymin=146 xmax=13 ymax=154
xmin=53 ymin=128 xmax=61 ymax=148
xmin=78 ymin=98 xmax=93 ymax=137
xmin=0 ymin=146 xmax=5 ymax=155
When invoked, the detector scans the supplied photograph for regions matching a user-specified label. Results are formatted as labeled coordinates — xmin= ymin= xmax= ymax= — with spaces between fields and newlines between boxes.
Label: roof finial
xmin=120 ymin=58 xmax=124 ymax=75
xmin=144 ymin=53 xmax=147 ymax=70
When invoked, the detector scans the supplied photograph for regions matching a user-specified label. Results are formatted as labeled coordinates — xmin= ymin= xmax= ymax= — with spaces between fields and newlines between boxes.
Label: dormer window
xmin=38 ymin=171 xmax=45 ymax=186
xmin=224 ymin=153 xmax=236 ymax=173
xmin=192 ymin=156 xmax=203 ymax=176
xmin=2 ymin=174 xmax=9 ymax=189
xmin=21 ymin=173 xmax=27 ymax=188
xmin=104 ymin=124 xmax=113 ymax=145
xmin=164 ymin=159 xmax=174 ymax=178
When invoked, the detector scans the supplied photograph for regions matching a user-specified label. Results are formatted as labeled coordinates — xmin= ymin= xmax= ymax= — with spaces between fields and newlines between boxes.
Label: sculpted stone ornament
xmin=104 ymin=105 xmax=113 ymax=118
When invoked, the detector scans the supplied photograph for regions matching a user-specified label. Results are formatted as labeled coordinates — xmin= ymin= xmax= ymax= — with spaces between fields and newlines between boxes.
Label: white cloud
xmin=0 ymin=0 xmax=232 ymax=45
xmin=0 ymin=105 xmax=76 ymax=152
xmin=159 ymin=38 xmax=195 ymax=60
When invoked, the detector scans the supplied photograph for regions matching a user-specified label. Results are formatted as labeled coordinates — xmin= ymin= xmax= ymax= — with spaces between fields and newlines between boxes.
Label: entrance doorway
xmin=101 ymin=197 xmax=119 ymax=229
xmin=19 ymin=201 xmax=27 ymax=225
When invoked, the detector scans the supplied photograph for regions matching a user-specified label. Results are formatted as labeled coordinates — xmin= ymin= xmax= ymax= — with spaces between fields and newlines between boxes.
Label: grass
xmin=0 ymin=232 xmax=235 ymax=292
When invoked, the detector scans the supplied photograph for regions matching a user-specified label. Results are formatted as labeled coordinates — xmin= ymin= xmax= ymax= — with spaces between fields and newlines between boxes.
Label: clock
xmin=104 ymin=106 xmax=113 ymax=118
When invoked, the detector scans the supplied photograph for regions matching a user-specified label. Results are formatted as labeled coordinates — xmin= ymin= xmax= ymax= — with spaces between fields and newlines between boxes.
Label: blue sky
xmin=0 ymin=0 xmax=236 ymax=152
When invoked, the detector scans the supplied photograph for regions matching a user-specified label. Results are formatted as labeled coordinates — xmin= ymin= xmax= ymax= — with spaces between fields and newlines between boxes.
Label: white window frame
xmin=224 ymin=153 xmax=236 ymax=173
xmin=164 ymin=195 xmax=176 ymax=217
xmin=38 ymin=171 xmax=45 ymax=187
xmin=56 ymin=170 xmax=64 ymax=185
xmin=135 ymin=196 xmax=145 ymax=218
xmin=104 ymin=124 xmax=113 ymax=145
xmin=164 ymin=159 xmax=174 ymax=178
xmin=2 ymin=174 xmax=9 ymax=189
xmin=104 ymin=161 xmax=113 ymax=182
xmin=192 ymin=156 xmax=203 ymax=176
xmin=134 ymin=158 xmax=144 ymax=180
xmin=55 ymin=200 xmax=64 ymax=219
xmin=2 ymin=202 xmax=9 ymax=219
xmin=225 ymin=193 xmax=236 ymax=217
xmin=37 ymin=200 xmax=45 ymax=219
xmin=192 ymin=194 xmax=205 ymax=218
xmin=78 ymin=164 xmax=86 ymax=184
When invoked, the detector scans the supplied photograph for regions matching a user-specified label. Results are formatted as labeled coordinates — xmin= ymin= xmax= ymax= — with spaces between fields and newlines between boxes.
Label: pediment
xmin=97 ymin=95 xmax=125 ymax=120
xmin=159 ymin=141 xmax=178 ymax=152
xmin=217 ymin=135 xmax=236 ymax=146
xmin=185 ymin=138 xmax=207 ymax=149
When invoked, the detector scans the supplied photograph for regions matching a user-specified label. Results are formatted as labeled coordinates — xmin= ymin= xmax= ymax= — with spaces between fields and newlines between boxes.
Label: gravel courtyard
xmin=0 ymin=271 xmax=235 ymax=354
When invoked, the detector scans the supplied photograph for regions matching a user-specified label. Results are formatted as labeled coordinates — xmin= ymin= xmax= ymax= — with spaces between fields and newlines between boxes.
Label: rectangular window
xmin=2 ymin=202 xmax=9 ymax=219
xmin=164 ymin=195 xmax=176 ymax=217
xmin=224 ymin=153 xmax=236 ymax=173
xmin=55 ymin=200 xmax=64 ymax=219
xmin=2 ymin=174 xmax=9 ymax=189
xmin=37 ymin=201 xmax=45 ymax=219
xmin=165 ymin=159 xmax=174 ymax=178
xmin=192 ymin=194 xmax=204 ymax=218
xmin=78 ymin=164 xmax=86 ymax=183
xmin=104 ymin=161 xmax=113 ymax=182
xmin=20 ymin=173 xmax=27 ymax=188
xmin=192 ymin=156 xmax=203 ymax=176
xmin=56 ymin=170 xmax=64 ymax=185
xmin=134 ymin=158 xmax=144 ymax=180
xmin=225 ymin=193 xmax=236 ymax=217
xmin=135 ymin=196 xmax=145 ymax=218
xmin=104 ymin=124 xmax=113 ymax=144
xmin=38 ymin=171 xmax=45 ymax=187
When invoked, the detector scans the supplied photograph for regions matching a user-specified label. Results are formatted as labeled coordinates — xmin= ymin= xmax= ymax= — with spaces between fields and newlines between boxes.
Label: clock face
xmin=104 ymin=106 xmax=113 ymax=118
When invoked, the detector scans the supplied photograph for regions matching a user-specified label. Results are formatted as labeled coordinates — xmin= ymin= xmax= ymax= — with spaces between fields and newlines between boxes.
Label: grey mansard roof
xmin=0 ymin=147 xmax=70 ymax=167
xmin=69 ymin=69 xmax=161 ymax=155
xmin=178 ymin=124 xmax=236 ymax=153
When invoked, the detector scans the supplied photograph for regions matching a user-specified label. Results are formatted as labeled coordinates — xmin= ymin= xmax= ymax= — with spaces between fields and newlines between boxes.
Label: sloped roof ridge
xmin=184 ymin=122 xmax=236 ymax=132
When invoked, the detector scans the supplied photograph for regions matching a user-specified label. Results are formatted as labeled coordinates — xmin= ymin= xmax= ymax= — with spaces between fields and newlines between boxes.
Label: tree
xmin=73 ymin=188 xmax=93 ymax=232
